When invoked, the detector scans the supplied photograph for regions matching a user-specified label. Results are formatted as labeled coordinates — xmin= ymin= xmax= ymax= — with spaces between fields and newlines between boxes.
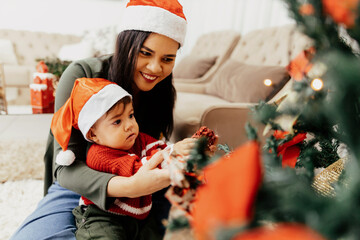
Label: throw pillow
xmin=206 ymin=59 xmax=290 ymax=103
xmin=173 ymin=55 xmax=217 ymax=79
xmin=58 ymin=41 xmax=95 ymax=61
xmin=0 ymin=39 xmax=18 ymax=65
xmin=81 ymin=25 xmax=117 ymax=57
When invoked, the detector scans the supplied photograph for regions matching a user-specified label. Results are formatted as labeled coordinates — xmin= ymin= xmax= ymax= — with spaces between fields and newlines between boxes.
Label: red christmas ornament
xmin=192 ymin=140 xmax=263 ymax=240
xmin=273 ymin=130 xmax=307 ymax=168
xmin=323 ymin=0 xmax=359 ymax=28
xmin=192 ymin=126 xmax=218 ymax=154
xmin=286 ymin=47 xmax=315 ymax=81
xmin=299 ymin=3 xmax=315 ymax=16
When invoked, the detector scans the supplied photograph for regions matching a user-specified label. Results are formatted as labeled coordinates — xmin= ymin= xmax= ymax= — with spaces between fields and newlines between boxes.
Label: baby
xmin=51 ymin=77 xmax=194 ymax=239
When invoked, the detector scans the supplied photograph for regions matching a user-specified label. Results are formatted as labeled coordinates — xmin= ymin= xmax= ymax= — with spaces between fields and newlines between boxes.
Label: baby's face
xmin=91 ymin=102 xmax=139 ymax=150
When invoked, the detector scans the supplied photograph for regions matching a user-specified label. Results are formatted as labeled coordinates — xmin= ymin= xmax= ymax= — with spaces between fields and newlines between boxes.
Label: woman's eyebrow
xmin=165 ymin=53 xmax=177 ymax=58
xmin=142 ymin=46 xmax=154 ymax=53
xmin=142 ymin=46 xmax=177 ymax=57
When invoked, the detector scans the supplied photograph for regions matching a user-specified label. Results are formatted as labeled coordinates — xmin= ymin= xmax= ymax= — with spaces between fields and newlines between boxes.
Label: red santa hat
xmin=51 ymin=78 xmax=131 ymax=166
xmin=118 ymin=0 xmax=187 ymax=46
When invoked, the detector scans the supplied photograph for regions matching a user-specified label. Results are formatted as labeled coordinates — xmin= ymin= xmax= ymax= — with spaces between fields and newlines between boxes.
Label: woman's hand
xmin=107 ymin=151 xmax=171 ymax=198
xmin=172 ymin=138 xmax=196 ymax=156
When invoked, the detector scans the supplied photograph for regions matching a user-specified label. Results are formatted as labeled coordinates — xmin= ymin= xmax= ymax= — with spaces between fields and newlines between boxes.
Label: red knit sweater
xmin=83 ymin=132 xmax=167 ymax=219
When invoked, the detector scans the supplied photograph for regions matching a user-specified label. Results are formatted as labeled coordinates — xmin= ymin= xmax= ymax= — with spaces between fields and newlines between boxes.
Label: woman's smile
xmin=141 ymin=72 xmax=158 ymax=82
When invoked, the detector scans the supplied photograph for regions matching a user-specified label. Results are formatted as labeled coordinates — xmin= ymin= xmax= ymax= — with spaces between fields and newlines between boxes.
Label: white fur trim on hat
xmin=78 ymin=84 xmax=131 ymax=141
xmin=56 ymin=150 xmax=76 ymax=166
xmin=118 ymin=5 xmax=187 ymax=46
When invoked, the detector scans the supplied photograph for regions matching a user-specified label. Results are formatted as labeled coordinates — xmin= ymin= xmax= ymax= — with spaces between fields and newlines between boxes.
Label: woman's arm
xmin=107 ymin=151 xmax=171 ymax=198
xmin=57 ymin=141 xmax=170 ymax=205
xmin=53 ymin=58 xmax=116 ymax=209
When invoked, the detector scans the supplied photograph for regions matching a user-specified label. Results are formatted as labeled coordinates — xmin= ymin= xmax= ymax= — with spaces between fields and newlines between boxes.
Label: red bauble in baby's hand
xmin=192 ymin=126 xmax=218 ymax=154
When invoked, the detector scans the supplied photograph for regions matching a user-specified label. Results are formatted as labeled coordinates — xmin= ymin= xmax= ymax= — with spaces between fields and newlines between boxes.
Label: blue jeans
xmin=10 ymin=182 xmax=80 ymax=240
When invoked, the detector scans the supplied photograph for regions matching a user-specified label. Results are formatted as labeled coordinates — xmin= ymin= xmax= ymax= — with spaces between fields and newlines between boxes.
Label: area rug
xmin=0 ymin=139 xmax=46 ymax=239
xmin=0 ymin=140 xmax=45 ymax=182
xmin=0 ymin=179 xmax=43 ymax=240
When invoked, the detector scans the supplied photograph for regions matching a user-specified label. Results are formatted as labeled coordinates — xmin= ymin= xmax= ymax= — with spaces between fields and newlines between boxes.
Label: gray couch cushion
xmin=205 ymin=59 xmax=290 ymax=103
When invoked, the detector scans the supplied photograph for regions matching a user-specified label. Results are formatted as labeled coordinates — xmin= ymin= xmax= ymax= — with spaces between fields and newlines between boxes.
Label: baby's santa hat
xmin=118 ymin=0 xmax=187 ymax=46
xmin=51 ymin=78 xmax=131 ymax=166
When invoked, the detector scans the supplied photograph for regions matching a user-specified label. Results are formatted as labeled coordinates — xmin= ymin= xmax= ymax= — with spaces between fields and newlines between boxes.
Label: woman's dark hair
xmin=106 ymin=30 xmax=176 ymax=140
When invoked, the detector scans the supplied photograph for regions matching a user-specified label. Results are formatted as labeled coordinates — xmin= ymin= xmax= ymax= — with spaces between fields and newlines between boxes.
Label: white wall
xmin=0 ymin=0 xmax=294 ymax=60
xmin=0 ymin=0 xmax=126 ymax=35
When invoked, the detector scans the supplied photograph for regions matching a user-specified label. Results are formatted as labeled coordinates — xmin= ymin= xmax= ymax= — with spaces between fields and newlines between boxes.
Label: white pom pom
xmin=56 ymin=150 xmax=76 ymax=166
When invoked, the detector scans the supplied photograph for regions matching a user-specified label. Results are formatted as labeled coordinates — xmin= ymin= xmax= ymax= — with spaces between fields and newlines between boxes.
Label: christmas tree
xmin=166 ymin=0 xmax=360 ymax=239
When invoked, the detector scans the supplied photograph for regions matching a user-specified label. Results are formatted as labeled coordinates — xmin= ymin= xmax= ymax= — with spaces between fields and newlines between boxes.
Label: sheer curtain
xmin=178 ymin=0 xmax=295 ymax=60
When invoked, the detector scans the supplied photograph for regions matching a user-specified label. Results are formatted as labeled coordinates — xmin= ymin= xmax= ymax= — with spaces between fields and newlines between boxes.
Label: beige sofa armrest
xmin=174 ymin=77 xmax=210 ymax=84
xmin=174 ymin=82 xmax=207 ymax=94
xmin=3 ymin=64 xmax=34 ymax=87
xmin=200 ymin=103 xmax=268 ymax=150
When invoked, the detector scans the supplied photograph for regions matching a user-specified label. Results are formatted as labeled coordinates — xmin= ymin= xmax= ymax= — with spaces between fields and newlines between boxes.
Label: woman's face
xmin=133 ymin=33 xmax=179 ymax=92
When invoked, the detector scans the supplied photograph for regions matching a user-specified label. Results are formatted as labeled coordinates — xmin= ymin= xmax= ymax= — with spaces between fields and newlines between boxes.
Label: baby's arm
xmin=87 ymin=144 xmax=170 ymax=199
xmin=171 ymin=126 xmax=218 ymax=157
xmin=172 ymin=138 xmax=196 ymax=157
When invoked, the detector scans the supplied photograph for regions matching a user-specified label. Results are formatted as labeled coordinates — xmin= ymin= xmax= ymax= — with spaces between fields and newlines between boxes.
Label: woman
xmin=11 ymin=0 xmax=187 ymax=239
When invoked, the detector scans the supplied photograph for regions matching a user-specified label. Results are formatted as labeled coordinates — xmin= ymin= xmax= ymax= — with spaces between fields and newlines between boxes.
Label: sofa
xmin=171 ymin=24 xmax=313 ymax=151
xmin=0 ymin=29 xmax=82 ymax=104
xmin=173 ymin=30 xmax=241 ymax=84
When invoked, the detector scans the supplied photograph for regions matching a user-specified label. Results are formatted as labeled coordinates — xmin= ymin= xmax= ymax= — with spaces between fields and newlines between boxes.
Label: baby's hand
xmin=172 ymin=138 xmax=196 ymax=157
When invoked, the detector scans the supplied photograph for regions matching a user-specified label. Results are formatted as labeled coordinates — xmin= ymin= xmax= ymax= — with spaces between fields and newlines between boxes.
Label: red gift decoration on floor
xmin=32 ymin=73 xmax=55 ymax=103
xmin=30 ymin=61 xmax=56 ymax=114
xmin=30 ymin=62 xmax=56 ymax=114
xmin=30 ymin=83 xmax=53 ymax=114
